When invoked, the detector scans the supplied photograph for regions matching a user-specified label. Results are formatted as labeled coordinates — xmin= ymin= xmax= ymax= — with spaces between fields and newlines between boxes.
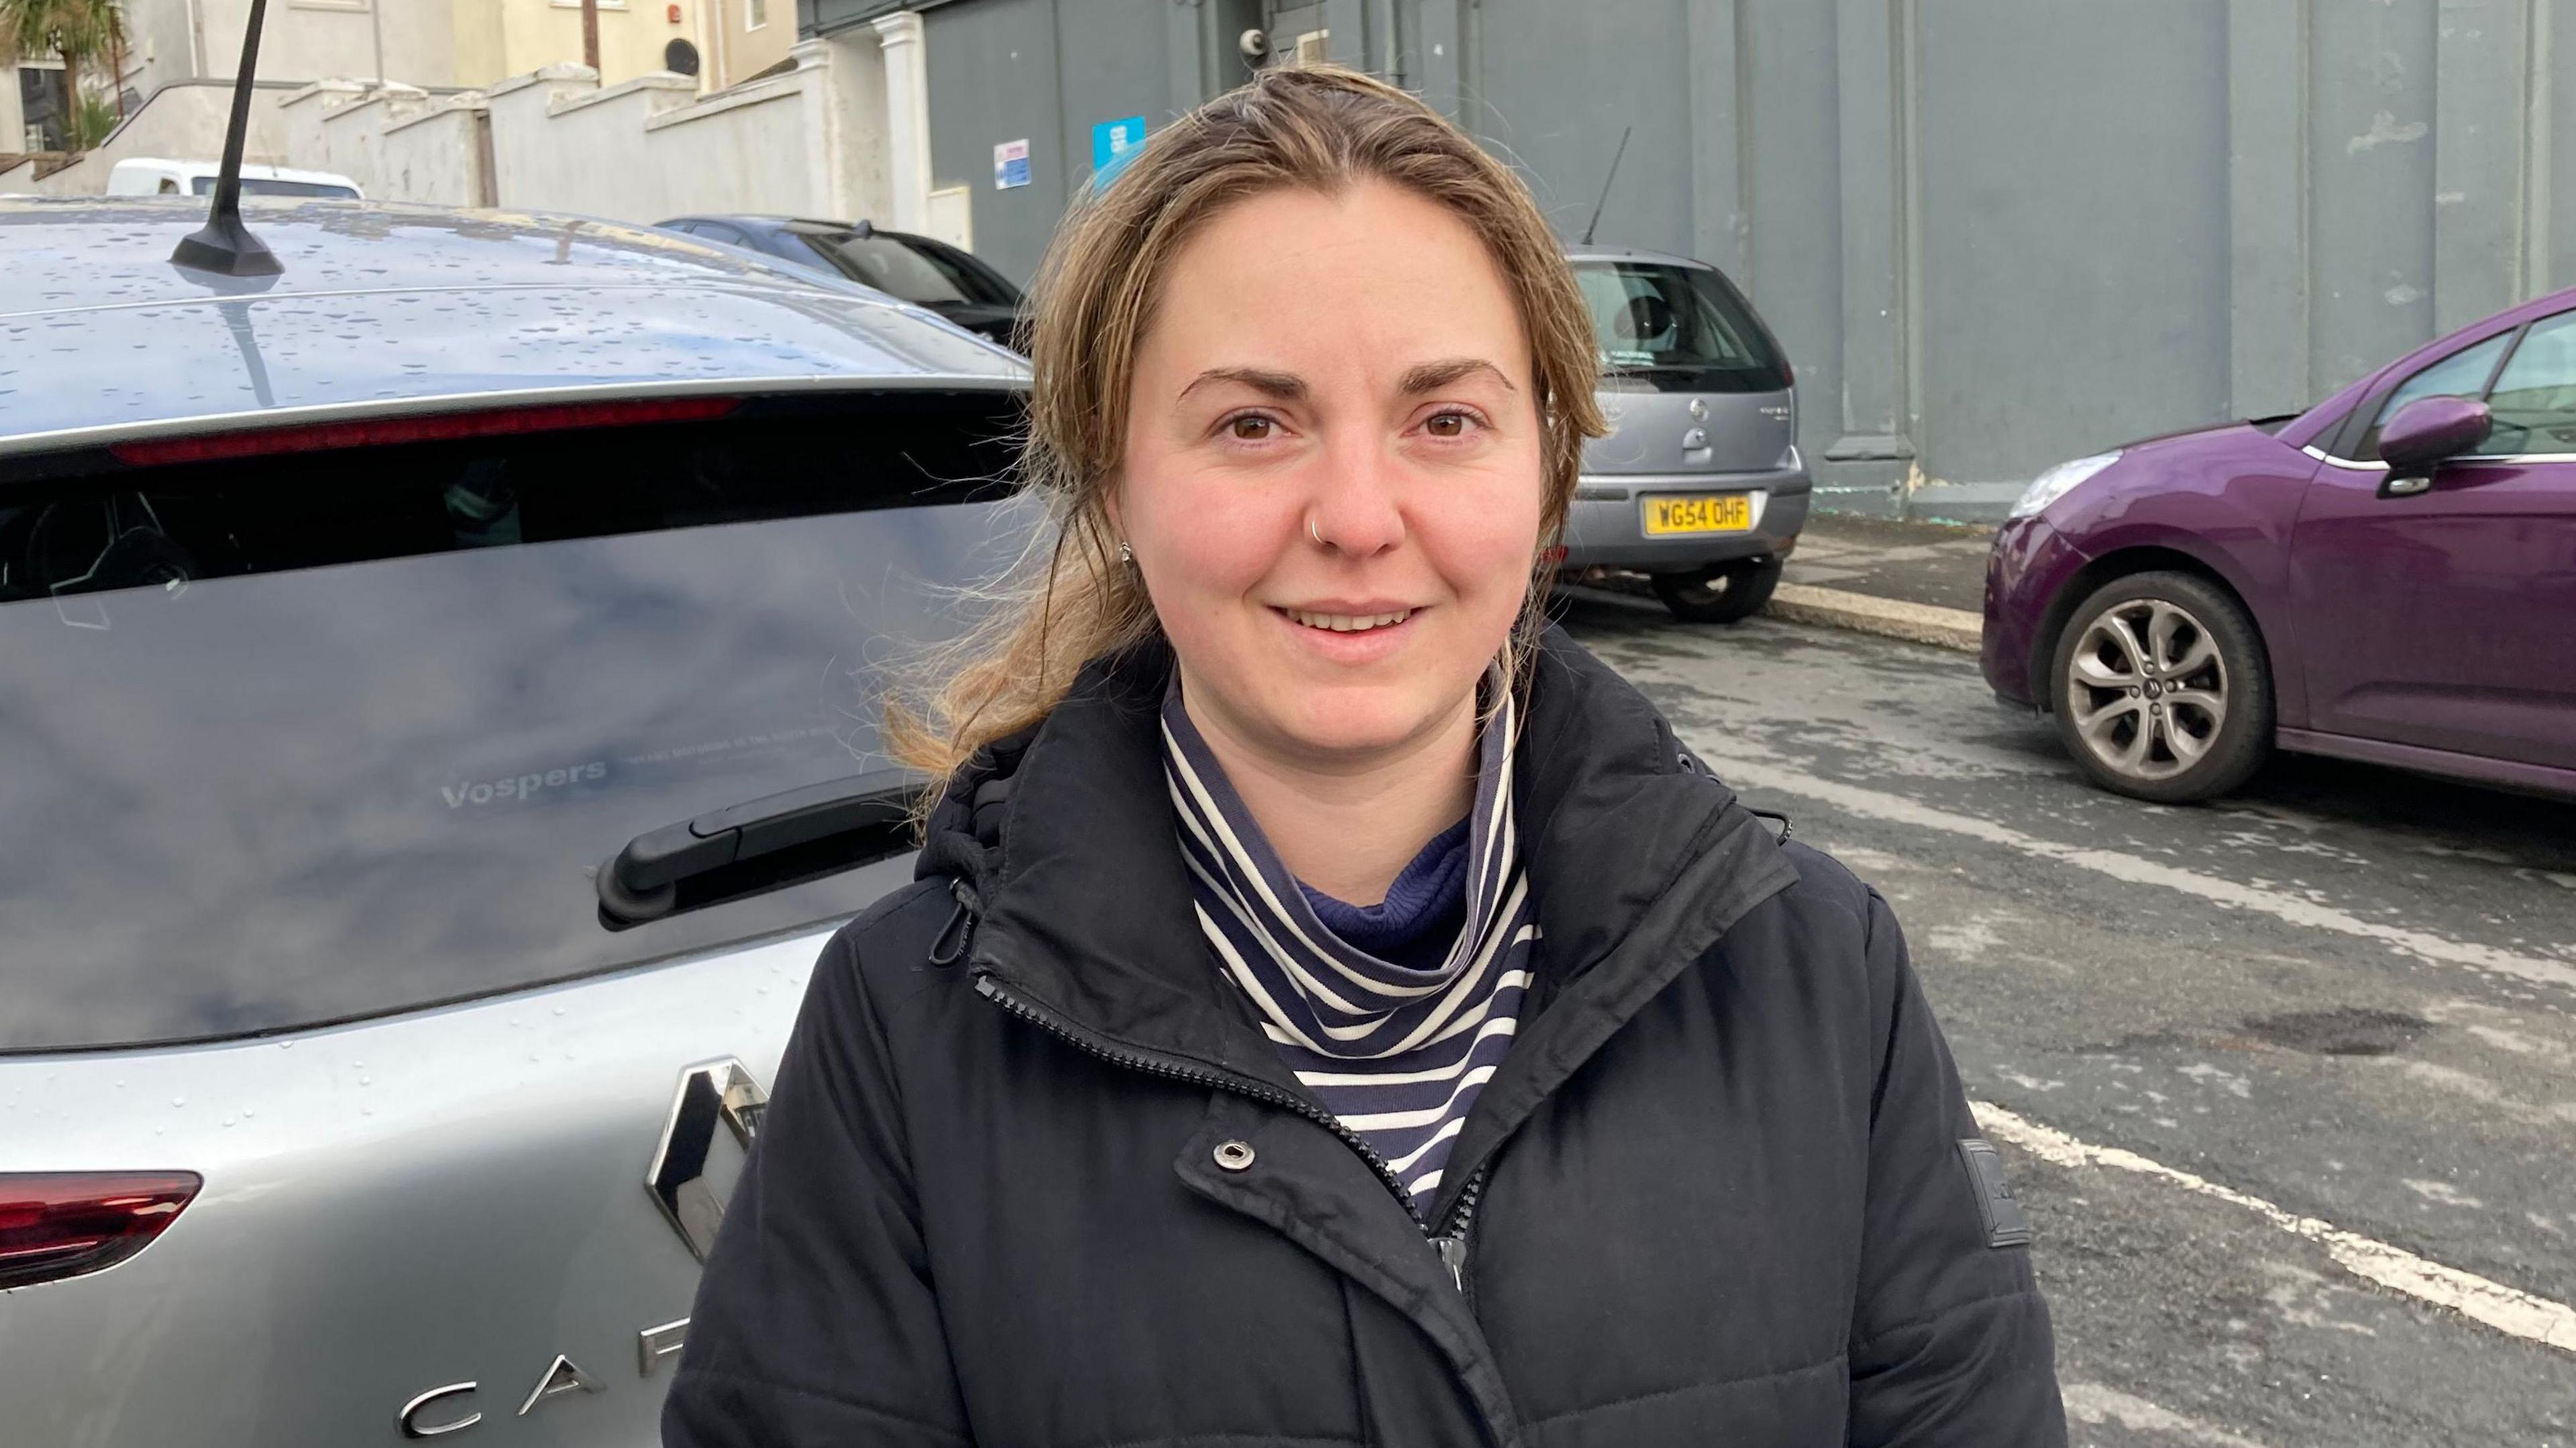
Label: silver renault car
xmin=0 ymin=198 xmax=1028 ymax=1444
xmin=1558 ymin=246 xmax=1809 ymax=622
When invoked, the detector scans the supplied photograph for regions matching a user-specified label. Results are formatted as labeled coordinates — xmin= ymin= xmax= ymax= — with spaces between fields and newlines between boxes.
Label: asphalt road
xmin=1559 ymin=592 xmax=2576 ymax=1447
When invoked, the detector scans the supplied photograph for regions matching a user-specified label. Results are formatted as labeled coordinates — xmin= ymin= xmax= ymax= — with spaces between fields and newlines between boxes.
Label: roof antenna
xmin=1577 ymin=126 xmax=1632 ymax=247
xmin=171 ymin=0 xmax=282 ymax=276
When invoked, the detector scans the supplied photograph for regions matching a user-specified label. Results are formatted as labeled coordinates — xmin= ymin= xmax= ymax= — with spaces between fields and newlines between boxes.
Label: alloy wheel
xmin=2063 ymin=598 xmax=2228 ymax=782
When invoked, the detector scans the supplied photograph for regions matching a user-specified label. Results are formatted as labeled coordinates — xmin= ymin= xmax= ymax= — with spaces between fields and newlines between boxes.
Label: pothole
xmin=2239 ymin=1007 xmax=2430 ymax=1056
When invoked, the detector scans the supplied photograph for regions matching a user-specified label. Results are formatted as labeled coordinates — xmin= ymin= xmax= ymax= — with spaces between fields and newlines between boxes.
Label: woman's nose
xmin=1304 ymin=437 xmax=1407 ymax=558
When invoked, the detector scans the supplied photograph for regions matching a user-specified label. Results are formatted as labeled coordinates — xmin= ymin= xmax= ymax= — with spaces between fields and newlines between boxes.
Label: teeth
xmin=1287 ymin=608 xmax=1412 ymax=632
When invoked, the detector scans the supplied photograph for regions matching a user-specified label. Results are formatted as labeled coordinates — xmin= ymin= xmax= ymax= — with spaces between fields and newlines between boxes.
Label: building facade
xmin=453 ymin=0 xmax=794 ymax=93
xmin=808 ymin=0 xmax=2576 ymax=517
xmin=4 ymin=0 xmax=794 ymax=164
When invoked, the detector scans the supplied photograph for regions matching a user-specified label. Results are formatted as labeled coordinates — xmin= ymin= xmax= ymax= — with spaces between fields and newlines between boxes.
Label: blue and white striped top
xmin=1163 ymin=675 xmax=1540 ymax=1215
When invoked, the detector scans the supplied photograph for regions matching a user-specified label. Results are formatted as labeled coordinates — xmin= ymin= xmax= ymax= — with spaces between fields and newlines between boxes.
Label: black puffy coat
xmin=664 ymin=632 xmax=2063 ymax=1447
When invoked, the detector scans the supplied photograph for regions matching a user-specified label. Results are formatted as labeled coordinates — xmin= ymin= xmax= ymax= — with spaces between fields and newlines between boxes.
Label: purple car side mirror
xmin=2377 ymin=394 xmax=2492 ymax=478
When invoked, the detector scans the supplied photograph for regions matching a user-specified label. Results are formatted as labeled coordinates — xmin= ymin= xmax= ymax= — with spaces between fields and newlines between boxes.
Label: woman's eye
xmin=1424 ymin=410 xmax=1479 ymax=438
xmin=1226 ymin=414 xmax=1275 ymax=441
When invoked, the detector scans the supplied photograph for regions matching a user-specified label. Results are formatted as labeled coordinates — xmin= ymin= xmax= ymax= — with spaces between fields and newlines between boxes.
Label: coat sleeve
xmin=662 ymin=928 xmax=977 ymax=1447
xmin=1845 ymin=887 xmax=2066 ymax=1447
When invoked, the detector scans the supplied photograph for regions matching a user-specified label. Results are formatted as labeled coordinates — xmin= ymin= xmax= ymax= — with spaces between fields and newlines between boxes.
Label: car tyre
xmin=2049 ymin=570 xmax=2272 ymax=803
xmin=1650 ymin=557 xmax=1782 ymax=624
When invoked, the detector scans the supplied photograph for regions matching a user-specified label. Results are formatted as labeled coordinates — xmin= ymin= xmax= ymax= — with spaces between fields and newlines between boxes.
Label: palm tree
xmin=0 ymin=0 xmax=127 ymax=150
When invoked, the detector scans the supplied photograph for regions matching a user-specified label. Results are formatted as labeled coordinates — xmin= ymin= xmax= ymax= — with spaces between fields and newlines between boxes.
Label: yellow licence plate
xmin=1642 ymin=494 xmax=1754 ymax=536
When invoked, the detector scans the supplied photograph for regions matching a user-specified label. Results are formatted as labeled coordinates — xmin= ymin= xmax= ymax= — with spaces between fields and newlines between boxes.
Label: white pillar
xmin=869 ymin=9 xmax=930 ymax=232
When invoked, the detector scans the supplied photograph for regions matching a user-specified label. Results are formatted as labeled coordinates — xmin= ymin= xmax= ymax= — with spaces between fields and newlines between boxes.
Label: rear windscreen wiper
xmin=597 ymin=768 xmax=926 ymax=928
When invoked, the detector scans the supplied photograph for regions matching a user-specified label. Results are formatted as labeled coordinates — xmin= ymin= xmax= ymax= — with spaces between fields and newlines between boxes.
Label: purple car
xmin=1984 ymin=286 xmax=2576 ymax=803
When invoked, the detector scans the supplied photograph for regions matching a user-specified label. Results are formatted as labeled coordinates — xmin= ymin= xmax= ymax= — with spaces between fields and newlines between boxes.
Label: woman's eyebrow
xmin=1399 ymin=357 xmax=1515 ymax=394
xmin=1179 ymin=367 xmax=1306 ymax=401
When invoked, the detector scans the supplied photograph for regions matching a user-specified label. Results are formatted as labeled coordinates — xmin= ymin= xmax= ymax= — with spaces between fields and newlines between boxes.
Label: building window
xmin=19 ymin=61 xmax=68 ymax=152
xmin=747 ymin=0 xmax=767 ymax=27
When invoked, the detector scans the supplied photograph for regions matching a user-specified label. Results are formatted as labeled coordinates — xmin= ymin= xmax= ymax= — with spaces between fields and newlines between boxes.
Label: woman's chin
xmin=1269 ymin=687 xmax=1475 ymax=766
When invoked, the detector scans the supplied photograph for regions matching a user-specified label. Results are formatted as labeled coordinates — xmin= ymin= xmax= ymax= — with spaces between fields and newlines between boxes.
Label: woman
xmin=666 ymin=66 xmax=2062 ymax=1448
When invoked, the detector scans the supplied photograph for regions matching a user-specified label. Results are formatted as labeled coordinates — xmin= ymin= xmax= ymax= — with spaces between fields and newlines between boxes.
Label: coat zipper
xmin=1428 ymin=1162 xmax=1489 ymax=1292
xmin=975 ymin=973 xmax=1477 ymax=1284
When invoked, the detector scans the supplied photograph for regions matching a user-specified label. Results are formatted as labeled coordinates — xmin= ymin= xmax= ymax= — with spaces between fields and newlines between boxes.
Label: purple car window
xmin=2482 ymin=310 xmax=2576 ymax=456
xmin=2358 ymin=331 xmax=2510 ymax=459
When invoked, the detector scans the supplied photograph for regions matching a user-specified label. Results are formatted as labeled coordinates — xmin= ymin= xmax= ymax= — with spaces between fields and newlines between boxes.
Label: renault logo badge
xmin=1686 ymin=397 xmax=1708 ymax=421
xmin=645 ymin=1058 xmax=768 ymax=1260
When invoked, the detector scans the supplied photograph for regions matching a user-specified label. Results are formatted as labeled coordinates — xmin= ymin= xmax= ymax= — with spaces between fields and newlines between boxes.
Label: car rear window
xmin=799 ymin=231 xmax=1021 ymax=309
xmin=0 ymin=392 xmax=1028 ymax=1052
xmin=1572 ymin=261 xmax=1790 ymax=394
xmin=192 ymin=176 xmax=360 ymax=199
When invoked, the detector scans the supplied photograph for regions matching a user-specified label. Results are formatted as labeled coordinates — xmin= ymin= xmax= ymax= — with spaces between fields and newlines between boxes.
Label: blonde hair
xmin=885 ymin=64 xmax=1605 ymax=783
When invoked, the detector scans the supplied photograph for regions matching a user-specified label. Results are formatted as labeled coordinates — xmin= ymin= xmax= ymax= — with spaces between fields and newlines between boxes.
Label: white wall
xmin=380 ymin=99 xmax=488 ymax=205
xmin=103 ymin=0 xmax=460 ymax=99
xmin=275 ymin=77 xmax=488 ymax=204
xmin=3 ymin=81 xmax=297 ymax=194
xmin=808 ymin=32 xmax=890 ymax=223
xmin=11 ymin=29 xmax=904 ymax=231
xmin=280 ymin=78 xmax=397 ymax=188
xmin=479 ymin=38 xmax=888 ymax=223
xmin=191 ymin=0 xmax=458 ymax=88
xmin=486 ymin=66 xmax=700 ymax=220
xmin=119 ymin=0 xmax=203 ymax=100
xmin=1 ymin=68 xmax=24 ymax=154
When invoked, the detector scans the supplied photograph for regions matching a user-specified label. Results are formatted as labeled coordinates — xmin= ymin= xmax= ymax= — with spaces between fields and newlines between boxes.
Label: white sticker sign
xmin=993 ymin=139 xmax=1031 ymax=190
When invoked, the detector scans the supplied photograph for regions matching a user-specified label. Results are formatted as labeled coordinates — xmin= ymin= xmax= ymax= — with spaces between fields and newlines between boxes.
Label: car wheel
xmin=2049 ymin=570 xmax=2273 ymax=803
xmin=1650 ymin=557 xmax=1782 ymax=624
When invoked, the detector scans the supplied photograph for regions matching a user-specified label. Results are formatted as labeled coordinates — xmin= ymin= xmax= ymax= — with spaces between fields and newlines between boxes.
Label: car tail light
xmin=0 ymin=1172 xmax=202 ymax=1290
xmin=106 ymin=395 xmax=742 ymax=467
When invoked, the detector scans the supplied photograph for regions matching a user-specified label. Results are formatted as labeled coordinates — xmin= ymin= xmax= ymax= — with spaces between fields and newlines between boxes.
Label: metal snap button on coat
xmin=1213 ymin=1139 xmax=1256 ymax=1172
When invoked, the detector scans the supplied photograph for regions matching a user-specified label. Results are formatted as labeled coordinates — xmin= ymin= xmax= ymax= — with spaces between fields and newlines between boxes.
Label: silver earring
xmin=1118 ymin=539 xmax=1133 ymax=563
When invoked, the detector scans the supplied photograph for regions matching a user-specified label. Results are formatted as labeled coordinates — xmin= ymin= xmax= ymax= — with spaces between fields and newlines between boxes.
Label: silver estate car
xmin=1558 ymin=246 xmax=1809 ymax=622
xmin=0 ymin=199 xmax=1030 ymax=1445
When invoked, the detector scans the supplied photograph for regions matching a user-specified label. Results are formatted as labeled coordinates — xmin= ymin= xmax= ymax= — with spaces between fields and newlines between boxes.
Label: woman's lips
xmin=1280 ymin=606 xmax=1414 ymax=633
xmin=1269 ymin=604 xmax=1424 ymax=659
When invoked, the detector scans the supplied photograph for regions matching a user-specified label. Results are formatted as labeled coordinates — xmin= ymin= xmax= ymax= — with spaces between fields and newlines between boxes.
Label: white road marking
xmin=1975 ymin=1101 xmax=2576 ymax=1357
xmin=2403 ymin=1178 xmax=2485 ymax=1210
xmin=1712 ymin=755 xmax=2576 ymax=995
xmin=2059 ymin=1382 xmax=2272 ymax=1447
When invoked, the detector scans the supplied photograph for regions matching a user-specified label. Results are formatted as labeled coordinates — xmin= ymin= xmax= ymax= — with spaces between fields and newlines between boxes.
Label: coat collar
xmin=943 ymin=628 xmax=1798 ymax=1095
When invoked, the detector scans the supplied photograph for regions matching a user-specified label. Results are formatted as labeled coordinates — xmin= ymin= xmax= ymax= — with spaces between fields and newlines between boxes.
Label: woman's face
xmin=1116 ymin=180 xmax=1545 ymax=769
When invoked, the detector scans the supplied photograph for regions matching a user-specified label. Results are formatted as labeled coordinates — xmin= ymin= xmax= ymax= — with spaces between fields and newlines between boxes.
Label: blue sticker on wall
xmin=994 ymin=138 xmax=1030 ymax=190
xmin=1091 ymin=115 xmax=1148 ymax=186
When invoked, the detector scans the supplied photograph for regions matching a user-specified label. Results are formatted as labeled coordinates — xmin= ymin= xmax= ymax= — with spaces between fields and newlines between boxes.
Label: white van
xmin=105 ymin=157 xmax=364 ymax=200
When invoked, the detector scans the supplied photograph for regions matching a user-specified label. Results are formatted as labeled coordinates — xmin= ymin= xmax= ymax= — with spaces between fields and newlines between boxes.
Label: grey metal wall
xmin=814 ymin=0 xmax=2576 ymax=517
xmin=812 ymin=0 xmax=1263 ymax=288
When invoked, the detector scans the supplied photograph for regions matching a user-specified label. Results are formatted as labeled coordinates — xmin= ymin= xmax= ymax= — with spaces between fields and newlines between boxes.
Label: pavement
xmin=1780 ymin=508 xmax=1996 ymax=616
xmin=1555 ymin=591 xmax=2576 ymax=1447
xmin=1572 ymin=508 xmax=1997 ymax=649
xmin=1765 ymin=510 xmax=1994 ymax=651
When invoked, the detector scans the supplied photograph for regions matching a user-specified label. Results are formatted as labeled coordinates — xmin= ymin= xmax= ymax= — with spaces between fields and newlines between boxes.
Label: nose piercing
xmin=1308 ymin=517 xmax=1324 ymax=547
